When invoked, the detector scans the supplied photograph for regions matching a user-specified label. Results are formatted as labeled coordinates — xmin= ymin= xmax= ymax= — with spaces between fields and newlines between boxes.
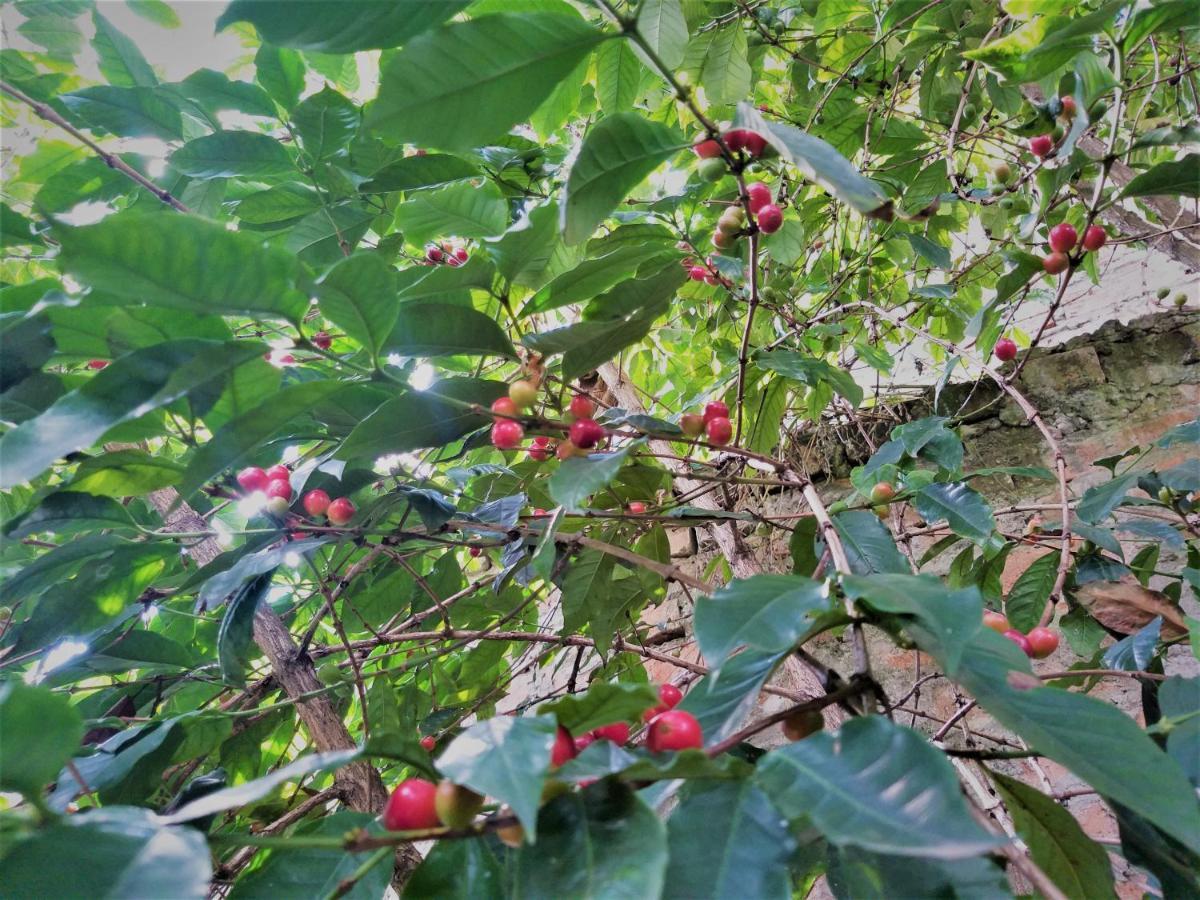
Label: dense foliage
xmin=1 ymin=0 xmax=1198 ymax=897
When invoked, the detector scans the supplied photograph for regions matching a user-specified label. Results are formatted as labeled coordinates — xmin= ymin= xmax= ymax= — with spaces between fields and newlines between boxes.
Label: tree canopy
xmin=0 ymin=0 xmax=1197 ymax=897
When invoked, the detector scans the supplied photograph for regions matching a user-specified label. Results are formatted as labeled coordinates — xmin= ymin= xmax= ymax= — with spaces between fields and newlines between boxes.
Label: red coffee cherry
xmin=425 ymin=245 xmax=444 ymax=264
xmin=311 ymin=331 xmax=332 ymax=350
xmin=264 ymin=478 xmax=292 ymax=501
xmin=983 ymin=610 xmax=1010 ymax=633
xmin=1082 ymin=225 xmax=1107 ymax=252
xmin=994 ymin=338 xmax=1018 ymax=362
xmin=592 ymin=722 xmax=630 ymax=744
xmin=568 ymin=417 xmax=605 ymax=449
xmin=628 ymin=501 xmax=646 ymax=514
xmin=491 ymin=419 xmax=525 ymax=450
xmin=658 ymin=683 xmax=683 ymax=708
xmin=1048 ymin=222 xmax=1078 ymax=253
xmin=1003 ymin=629 xmax=1035 ymax=657
xmin=420 ymin=735 xmax=436 ymax=752
xmin=646 ymin=710 xmax=703 ymax=752
xmin=688 ymin=266 xmax=707 ymax=281
xmin=1042 ymin=252 xmax=1069 ymax=275
xmin=706 ymin=416 xmax=733 ymax=445
xmin=266 ymin=464 xmax=290 ymax=481
xmin=87 ymin=359 xmax=109 ymax=370
xmin=326 ymin=497 xmax=356 ymax=525
xmin=302 ymin=489 xmax=331 ymax=518
xmin=756 ymin=204 xmax=783 ymax=234
xmin=568 ymin=394 xmax=595 ymax=419
xmin=383 ymin=779 xmax=439 ymax=831
xmin=550 ymin=725 xmax=576 ymax=768
xmin=237 ymin=467 xmax=270 ymax=493
xmin=693 ymin=139 xmax=721 ymax=158
xmin=746 ymin=182 xmax=772 ymax=214
xmin=703 ymin=401 xmax=729 ymax=423
xmin=1029 ymin=135 xmax=1054 ymax=158
xmin=1026 ymin=626 xmax=1060 ymax=659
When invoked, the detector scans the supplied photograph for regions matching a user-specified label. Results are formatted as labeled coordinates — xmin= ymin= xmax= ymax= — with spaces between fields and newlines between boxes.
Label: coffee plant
xmin=0 ymin=0 xmax=1197 ymax=897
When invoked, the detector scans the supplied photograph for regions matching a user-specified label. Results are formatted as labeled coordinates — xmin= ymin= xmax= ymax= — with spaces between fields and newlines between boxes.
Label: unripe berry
xmin=1042 ymin=252 xmax=1069 ymax=275
xmin=869 ymin=482 xmax=896 ymax=504
xmin=703 ymin=401 xmax=729 ymax=423
xmin=496 ymin=816 xmax=525 ymax=848
xmin=556 ymin=440 xmax=578 ymax=460
xmin=383 ymin=779 xmax=440 ymax=831
xmin=312 ymin=331 xmax=332 ymax=350
xmin=550 ymin=725 xmax=576 ymax=768
xmin=568 ymin=394 xmax=595 ymax=419
xmin=704 ymin=274 xmax=719 ymax=286
xmin=491 ymin=419 xmax=524 ymax=450
xmin=264 ymin=478 xmax=292 ymax=501
xmin=706 ymin=416 xmax=733 ymax=445
xmin=1003 ymin=629 xmax=1035 ymax=657
xmin=508 ymin=379 xmax=539 ymax=410
xmin=756 ymin=204 xmax=784 ymax=234
xmin=646 ymin=710 xmax=703 ymax=752
xmin=992 ymin=162 xmax=1012 ymax=184
xmin=1157 ymin=287 xmax=1171 ymax=300
xmin=316 ymin=661 xmax=346 ymax=686
xmin=1048 ymin=222 xmax=1078 ymax=253
xmin=237 ymin=467 xmax=270 ymax=493
xmin=994 ymin=337 xmax=1018 ymax=362
xmin=693 ymin=139 xmax=721 ymax=158
xmin=1081 ymin=225 xmax=1107 ymax=252
xmin=983 ymin=610 xmax=1010 ymax=633
xmin=266 ymin=464 xmax=290 ymax=481
xmin=435 ymin=780 xmax=484 ymax=829
xmin=592 ymin=722 xmax=630 ymax=744
xmin=746 ymin=182 xmax=772 ymax=214
xmin=680 ymin=414 xmax=705 ymax=437
xmin=711 ymin=230 xmax=734 ymax=250
xmin=698 ymin=157 xmax=726 ymax=182
xmin=1026 ymin=626 xmax=1059 ymax=659
xmin=658 ymin=683 xmax=683 ymax=708
xmin=569 ymin=417 xmax=605 ymax=449
xmin=1029 ymin=135 xmax=1054 ymax=158
xmin=781 ymin=709 xmax=824 ymax=741
xmin=303 ymin=489 xmax=331 ymax=518
xmin=1175 ymin=292 xmax=1189 ymax=307
xmin=327 ymin=497 xmax=356 ymax=525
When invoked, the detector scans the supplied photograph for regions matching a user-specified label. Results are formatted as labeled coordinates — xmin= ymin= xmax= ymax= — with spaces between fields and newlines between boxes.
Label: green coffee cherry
xmin=1175 ymin=292 xmax=1189 ymax=307
xmin=698 ymin=157 xmax=726 ymax=183
xmin=1157 ymin=287 xmax=1171 ymax=299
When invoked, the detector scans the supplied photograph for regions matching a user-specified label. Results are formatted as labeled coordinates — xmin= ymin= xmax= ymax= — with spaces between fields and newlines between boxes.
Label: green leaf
xmin=292 ymin=87 xmax=358 ymax=161
xmin=678 ymin=648 xmax=785 ymax=743
xmin=255 ymin=43 xmax=305 ymax=110
xmin=179 ymin=381 xmax=343 ymax=502
xmin=360 ymin=154 xmax=480 ymax=193
xmin=286 ymin=202 xmax=375 ymax=264
xmin=522 ymin=244 xmax=674 ymax=316
xmin=382 ymin=303 xmax=516 ymax=359
xmin=663 ymin=781 xmax=795 ymax=900
xmin=562 ymin=113 xmax=688 ymax=244
xmin=217 ymin=0 xmax=467 ymax=52
xmin=1121 ymin=155 xmax=1200 ymax=200
xmin=160 ymin=749 xmax=361 ymax=824
xmin=843 ymin=574 xmax=983 ymax=676
xmin=596 ymin=40 xmax=645 ymax=114
xmin=756 ymin=351 xmax=863 ymax=408
xmin=0 ymin=682 xmax=84 ymax=797
xmin=827 ymin=846 xmax=1008 ymax=900
xmin=67 ymin=449 xmax=184 ymax=497
xmin=757 ymin=716 xmax=1001 ymax=859
xmin=369 ymin=14 xmax=605 ymax=151
xmin=514 ymin=783 xmax=667 ymax=895
xmin=91 ymin=9 xmax=156 ymax=88
xmin=636 ymin=0 xmax=688 ymax=69
xmin=170 ymin=130 xmax=295 ymax=180
xmin=830 ymin=510 xmax=909 ymax=576
xmin=488 ymin=199 xmax=580 ymax=289
xmin=337 ymin=378 xmax=506 ymax=461
xmin=538 ymin=682 xmax=658 ymax=735
xmin=234 ymin=183 xmax=321 ymax=224
xmin=548 ymin=443 xmax=635 ymax=511
xmin=230 ymin=812 xmax=390 ymax=900
xmin=197 ymin=538 xmax=328 ymax=613
xmin=736 ymin=103 xmax=890 ymax=218
xmin=1077 ymin=472 xmax=1139 ymax=524
xmin=1005 ymin=551 xmax=1058 ymax=632
xmin=438 ymin=715 xmax=558 ymax=841
xmin=913 ymin=482 xmax=996 ymax=545
xmin=405 ymin=839 xmax=506 ymax=899
xmin=1160 ymin=677 xmax=1200 ymax=789
xmin=990 ymin=772 xmax=1117 ymax=900
xmin=0 ymin=807 xmax=211 ymax=900
xmin=1131 ymin=125 xmax=1200 ymax=151
xmin=697 ymin=26 xmax=751 ymax=106
xmin=0 ymin=339 xmax=265 ymax=489
xmin=394 ymin=180 xmax=510 ymax=243
xmin=316 ymin=253 xmax=399 ymax=362
xmin=60 ymin=85 xmax=182 ymax=140
xmin=175 ymin=68 xmax=275 ymax=117
xmin=126 ymin=0 xmax=181 ymax=28
xmin=218 ymin=572 xmax=272 ymax=687
xmin=56 ymin=212 xmax=308 ymax=322
xmin=694 ymin=574 xmax=830 ymax=671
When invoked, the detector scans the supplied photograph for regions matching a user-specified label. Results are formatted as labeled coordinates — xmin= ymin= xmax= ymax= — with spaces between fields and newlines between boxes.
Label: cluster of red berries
xmin=236 ymin=465 xmax=356 ymax=524
xmin=682 ymin=249 xmax=726 ymax=286
xmin=1028 ymin=95 xmax=1081 ymax=160
xmin=679 ymin=400 xmax=733 ymax=447
xmin=490 ymin=381 xmax=608 ymax=459
xmin=693 ymin=128 xmax=768 ymax=160
xmin=1042 ymin=220 xmax=1107 ymax=274
xmin=424 ymin=242 xmax=470 ymax=267
xmin=983 ymin=609 xmax=1059 ymax=658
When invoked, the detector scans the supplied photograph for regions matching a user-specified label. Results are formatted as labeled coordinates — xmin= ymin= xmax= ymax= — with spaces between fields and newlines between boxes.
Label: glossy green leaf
xmin=1005 ymin=551 xmax=1058 ymax=632
xmin=60 ymin=85 xmax=181 ymax=140
xmin=755 ymin=351 xmax=863 ymax=407
xmin=991 ymin=773 xmax=1117 ymax=900
xmin=315 ymin=253 xmax=400 ymax=361
xmin=678 ymin=648 xmax=785 ymax=743
xmin=538 ymin=682 xmax=657 ymax=735
xmin=0 ymin=682 xmax=84 ymax=796
xmin=217 ymin=0 xmax=467 ymax=52
xmin=438 ymin=715 xmax=558 ymax=840
xmin=360 ymin=154 xmax=480 ymax=193
xmin=914 ymin=482 xmax=996 ymax=545
xmin=91 ymin=10 xmax=156 ymax=88
xmin=292 ymin=87 xmax=358 ymax=161
xmin=698 ymin=26 xmax=751 ymax=106
xmin=175 ymin=68 xmax=275 ymax=117
xmin=636 ymin=0 xmax=688 ymax=69
xmin=562 ymin=113 xmax=688 ymax=244
xmin=369 ymin=14 xmax=605 ymax=150
xmin=394 ymin=180 xmax=509 ymax=242
xmin=67 ymin=448 xmax=184 ymax=497
xmin=56 ymin=212 xmax=308 ymax=321
xmin=0 ymin=339 xmax=265 ymax=489
xmin=548 ymin=443 xmax=635 ymax=511
xmin=0 ymin=807 xmax=211 ymax=900
xmin=694 ymin=574 xmax=829 ymax=671
xmin=830 ymin=510 xmax=910 ymax=576
xmin=383 ymin=303 xmax=516 ymax=359
xmin=170 ymin=130 xmax=294 ymax=180
xmin=405 ymin=839 xmax=507 ymax=900
xmin=514 ymin=783 xmax=667 ymax=895
xmin=1077 ymin=472 xmax=1139 ymax=524
xmin=663 ymin=781 xmax=795 ymax=900
xmin=1121 ymin=155 xmax=1200 ymax=199
xmin=757 ymin=716 xmax=1001 ymax=859
xmin=218 ymin=572 xmax=272 ymax=687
